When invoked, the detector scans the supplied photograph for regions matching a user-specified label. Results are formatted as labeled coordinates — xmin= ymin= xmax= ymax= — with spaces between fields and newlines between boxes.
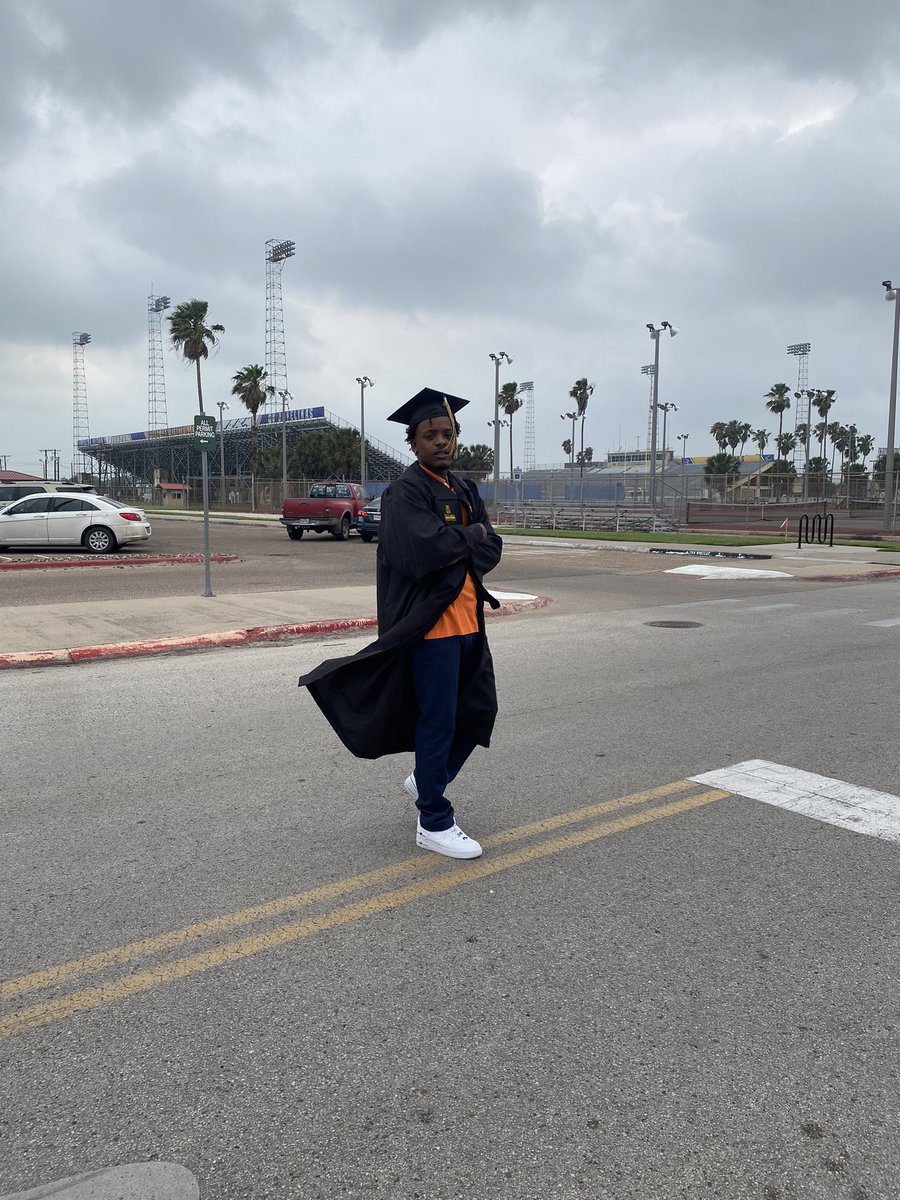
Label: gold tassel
xmin=441 ymin=396 xmax=458 ymax=461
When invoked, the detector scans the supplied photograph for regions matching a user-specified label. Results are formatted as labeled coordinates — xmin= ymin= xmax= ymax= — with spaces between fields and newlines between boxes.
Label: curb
xmin=0 ymin=554 xmax=238 ymax=572
xmin=0 ymin=597 xmax=551 ymax=670
xmin=796 ymin=567 xmax=900 ymax=583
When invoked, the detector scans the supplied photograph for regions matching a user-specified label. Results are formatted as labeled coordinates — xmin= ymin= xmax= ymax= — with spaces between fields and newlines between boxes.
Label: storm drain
xmin=643 ymin=620 xmax=702 ymax=628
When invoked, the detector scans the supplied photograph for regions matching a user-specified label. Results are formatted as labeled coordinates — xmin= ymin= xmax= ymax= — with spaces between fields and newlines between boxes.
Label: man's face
xmin=410 ymin=416 xmax=454 ymax=474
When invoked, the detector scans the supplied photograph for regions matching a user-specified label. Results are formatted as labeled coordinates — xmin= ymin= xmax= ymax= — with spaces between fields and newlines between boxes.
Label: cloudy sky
xmin=2 ymin=0 xmax=899 ymax=477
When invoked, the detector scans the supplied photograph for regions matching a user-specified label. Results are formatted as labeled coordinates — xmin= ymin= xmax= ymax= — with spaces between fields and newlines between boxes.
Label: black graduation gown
xmin=297 ymin=464 xmax=503 ymax=759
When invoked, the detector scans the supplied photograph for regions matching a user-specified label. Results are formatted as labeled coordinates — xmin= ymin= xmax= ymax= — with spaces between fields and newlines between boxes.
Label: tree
xmin=768 ymin=458 xmax=797 ymax=499
xmin=807 ymin=456 xmax=829 ymax=499
xmin=857 ymin=433 xmax=875 ymax=472
xmin=709 ymin=421 xmax=728 ymax=451
xmin=454 ymin=443 xmax=493 ymax=477
xmin=168 ymin=299 xmax=224 ymax=415
xmin=231 ymin=364 xmax=268 ymax=492
xmin=752 ymin=428 xmax=769 ymax=458
xmin=723 ymin=419 xmax=743 ymax=455
xmin=775 ymin=431 xmax=796 ymax=458
xmin=499 ymin=381 xmax=524 ymax=481
xmin=562 ymin=438 xmax=573 ymax=462
xmin=704 ymin=452 xmax=741 ymax=500
xmin=737 ymin=421 xmax=752 ymax=457
xmin=575 ymin=447 xmax=593 ymax=466
xmin=812 ymin=388 xmax=837 ymax=473
xmin=569 ymin=378 xmax=594 ymax=489
xmin=827 ymin=420 xmax=844 ymax=478
xmin=764 ymin=383 xmax=792 ymax=449
xmin=872 ymin=450 xmax=900 ymax=486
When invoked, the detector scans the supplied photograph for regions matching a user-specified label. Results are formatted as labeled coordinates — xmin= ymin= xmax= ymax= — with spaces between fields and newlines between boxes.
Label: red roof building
xmin=0 ymin=470 xmax=44 ymax=482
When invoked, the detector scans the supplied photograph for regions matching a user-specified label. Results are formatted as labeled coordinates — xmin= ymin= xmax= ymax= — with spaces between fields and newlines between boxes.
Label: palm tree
xmin=752 ymin=428 xmax=769 ymax=458
xmin=775 ymin=431 xmax=796 ymax=459
xmin=704 ymin=452 xmax=741 ymax=501
xmin=764 ymin=383 xmax=792 ymax=450
xmin=723 ymin=419 xmax=743 ymax=455
xmin=827 ymin=420 xmax=843 ymax=479
xmin=737 ymin=422 xmax=752 ymax=457
xmin=231 ymin=364 xmax=268 ymax=505
xmin=562 ymin=438 xmax=573 ymax=463
xmin=857 ymin=433 xmax=875 ymax=474
xmin=709 ymin=421 xmax=728 ymax=451
xmin=168 ymin=299 xmax=224 ymax=415
xmin=569 ymin=378 xmax=594 ymax=495
xmin=499 ymin=381 xmax=524 ymax=481
xmin=455 ymin=444 xmax=493 ymax=478
xmin=812 ymin=389 xmax=836 ymax=475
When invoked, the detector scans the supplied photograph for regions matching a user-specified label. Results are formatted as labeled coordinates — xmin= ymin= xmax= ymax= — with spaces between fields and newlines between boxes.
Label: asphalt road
xmin=3 ymin=551 xmax=899 ymax=1199
xmin=2 ymin=514 xmax=783 ymax=613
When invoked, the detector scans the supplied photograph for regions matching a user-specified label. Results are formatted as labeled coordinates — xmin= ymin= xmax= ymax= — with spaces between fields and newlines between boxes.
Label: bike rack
xmin=798 ymin=511 xmax=834 ymax=548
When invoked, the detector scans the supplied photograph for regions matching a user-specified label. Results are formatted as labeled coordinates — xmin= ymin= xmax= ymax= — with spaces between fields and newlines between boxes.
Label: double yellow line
xmin=1 ymin=779 xmax=727 ymax=1040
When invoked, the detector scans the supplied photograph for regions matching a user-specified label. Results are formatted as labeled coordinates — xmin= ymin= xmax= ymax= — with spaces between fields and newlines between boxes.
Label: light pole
xmin=356 ymin=376 xmax=373 ymax=490
xmin=489 ymin=351 xmax=513 ymax=520
xmin=561 ymin=411 xmax=577 ymax=466
xmin=677 ymin=432 xmax=689 ymax=520
xmin=280 ymin=390 xmax=292 ymax=502
xmin=646 ymin=322 xmax=677 ymax=507
xmin=882 ymin=281 xmax=900 ymax=532
xmin=656 ymin=402 xmax=678 ymax=512
xmin=216 ymin=401 xmax=229 ymax=506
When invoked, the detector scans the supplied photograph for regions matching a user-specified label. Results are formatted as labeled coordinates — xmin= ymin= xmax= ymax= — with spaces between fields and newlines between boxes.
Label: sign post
xmin=193 ymin=414 xmax=217 ymax=597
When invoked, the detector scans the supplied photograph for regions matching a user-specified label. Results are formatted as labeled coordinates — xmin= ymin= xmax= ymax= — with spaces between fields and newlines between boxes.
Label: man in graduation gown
xmin=298 ymin=388 xmax=503 ymax=859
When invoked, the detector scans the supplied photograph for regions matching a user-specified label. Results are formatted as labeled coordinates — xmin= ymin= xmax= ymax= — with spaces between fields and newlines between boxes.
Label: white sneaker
xmin=416 ymin=820 xmax=483 ymax=860
xmin=403 ymin=773 xmax=418 ymax=800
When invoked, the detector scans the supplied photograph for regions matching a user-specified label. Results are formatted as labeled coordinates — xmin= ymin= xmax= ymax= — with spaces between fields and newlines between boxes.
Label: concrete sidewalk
xmin=1 ymin=536 xmax=898 ymax=669
xmin=0 ymin=586 xmax=549 ymax=668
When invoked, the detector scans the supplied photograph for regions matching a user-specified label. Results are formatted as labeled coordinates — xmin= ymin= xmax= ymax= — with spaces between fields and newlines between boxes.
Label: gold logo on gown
xmin=443 ymin=504 xmax=456 ymax=522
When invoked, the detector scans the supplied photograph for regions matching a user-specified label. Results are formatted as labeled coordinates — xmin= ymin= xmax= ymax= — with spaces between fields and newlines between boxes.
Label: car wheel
xmin=84 ymin=526 xmax=117 ymax=553
xmin=333 ymin=515 xmax=351 ymax=541
xmin=287 ymin=528 xmax=304 ymax=540
xmin=359 ymin=532 xmax=374 ymax=542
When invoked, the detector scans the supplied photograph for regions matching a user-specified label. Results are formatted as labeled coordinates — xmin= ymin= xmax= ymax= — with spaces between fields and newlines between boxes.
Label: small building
xmin=156 ymin=481 xmax=189 ymax=508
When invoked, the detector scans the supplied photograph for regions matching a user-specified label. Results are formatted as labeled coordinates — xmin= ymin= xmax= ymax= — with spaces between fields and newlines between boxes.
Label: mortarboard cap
xmin=387 ymin=388 xmax=469 ymax=428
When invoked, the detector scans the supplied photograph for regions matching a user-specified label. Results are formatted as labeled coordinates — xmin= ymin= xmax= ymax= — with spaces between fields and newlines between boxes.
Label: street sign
xmin=513 ymin=471 xmax=522 ymax=481
xmin=193 ymin=414 xmax=217 ymax=451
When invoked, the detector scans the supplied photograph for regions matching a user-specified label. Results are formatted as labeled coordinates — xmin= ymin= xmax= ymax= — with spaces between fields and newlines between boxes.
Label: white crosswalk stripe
xmin=690 ymin=760 xmax=900 ymax=844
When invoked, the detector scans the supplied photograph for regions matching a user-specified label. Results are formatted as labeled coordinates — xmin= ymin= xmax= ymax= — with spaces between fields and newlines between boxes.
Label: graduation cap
xmin=387 ymin=388 xmax=469 ymax=429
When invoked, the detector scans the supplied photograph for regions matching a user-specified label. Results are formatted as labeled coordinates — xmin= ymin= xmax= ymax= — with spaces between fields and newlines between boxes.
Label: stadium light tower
xmin=489 ymin=351 xmax=513 ymax=521
xmin=356 ymin=376 xmax=374 ymax=487
xmin=265 ymin=238 xmax=295 ymax=417
xmin=72 ymin=332 xmax=92 ymax=481
xmin=148 ymin=293 xmax=171 ymax=430
xmin=882 ymin=282 xmax=900 ymax=531
xmin=646 ymin=322 xmax=678 ymax=507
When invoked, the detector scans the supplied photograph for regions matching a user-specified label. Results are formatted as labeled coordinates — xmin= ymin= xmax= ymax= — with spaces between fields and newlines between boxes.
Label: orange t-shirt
xmin=419 ymin=466 xmax=480 ymax=640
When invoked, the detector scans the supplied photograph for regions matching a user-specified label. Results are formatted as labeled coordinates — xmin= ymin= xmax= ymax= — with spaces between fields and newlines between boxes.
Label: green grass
xmin=496 ymin=527 xmax=900 ymax=551
xmin=143 ymin=510 xmax=900 ymax=552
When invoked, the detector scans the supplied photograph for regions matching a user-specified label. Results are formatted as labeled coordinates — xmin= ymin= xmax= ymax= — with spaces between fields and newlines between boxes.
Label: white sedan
xmin=0 ymin=493 xmax=152 ymax=553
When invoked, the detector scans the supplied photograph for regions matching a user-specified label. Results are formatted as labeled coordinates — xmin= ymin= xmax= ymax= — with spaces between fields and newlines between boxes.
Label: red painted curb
xmin=0 ymin=554 xmax=238 ymax=571
xmin=0 ymin=598 xmax=551 ymax=670
xmin=792 ymin=568 xmax=900 ymax=583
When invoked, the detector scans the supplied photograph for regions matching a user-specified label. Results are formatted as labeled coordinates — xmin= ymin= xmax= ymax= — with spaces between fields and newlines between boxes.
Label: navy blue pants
xmin=410 ymin=633 xmax=479 ymax=832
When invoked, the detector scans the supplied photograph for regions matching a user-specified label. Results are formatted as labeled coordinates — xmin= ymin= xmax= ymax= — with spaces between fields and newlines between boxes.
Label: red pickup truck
xmin=280 ymin=482 xmax=370 ymax=541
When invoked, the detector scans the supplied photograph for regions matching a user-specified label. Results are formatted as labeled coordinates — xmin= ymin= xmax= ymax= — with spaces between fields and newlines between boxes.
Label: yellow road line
xmin=1 ymin=778 xmax=697 ymax=1000
xmin=0 ymin=788 xmax=727 ymax=1040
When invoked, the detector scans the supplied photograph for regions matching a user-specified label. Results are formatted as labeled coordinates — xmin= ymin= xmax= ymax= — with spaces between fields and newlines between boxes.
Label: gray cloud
xmin=7 ymin=0 xmax=319 ymax=123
